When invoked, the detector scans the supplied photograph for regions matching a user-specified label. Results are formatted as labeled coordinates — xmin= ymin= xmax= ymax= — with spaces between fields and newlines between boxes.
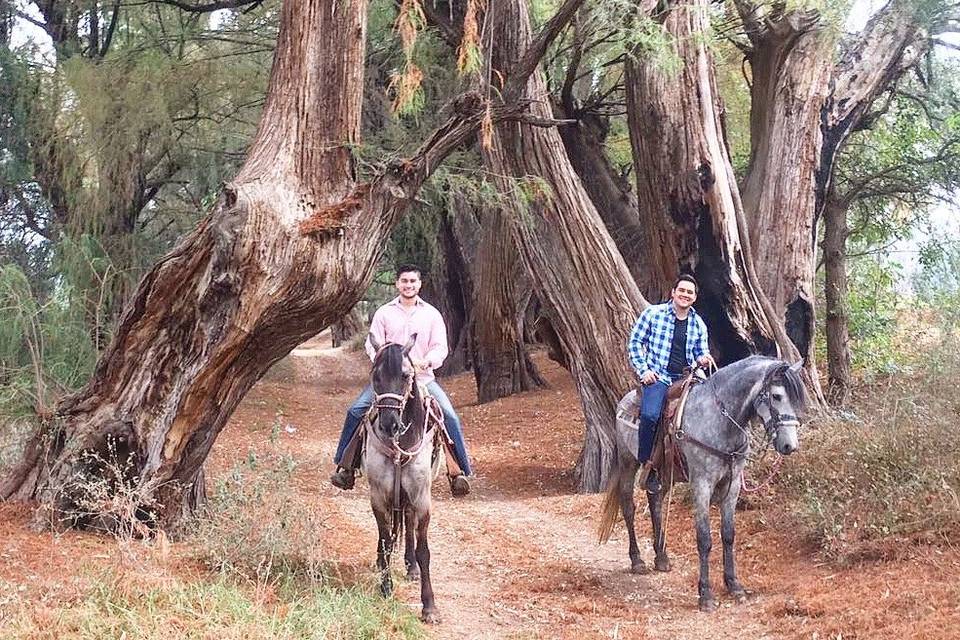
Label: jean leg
xmin=426 ymin=382 xmax=472 ymax=476
xmin=333 ymin=384 xmax=374 ymax=464
xmin=638 ymin=381 xmax=669 ymax=463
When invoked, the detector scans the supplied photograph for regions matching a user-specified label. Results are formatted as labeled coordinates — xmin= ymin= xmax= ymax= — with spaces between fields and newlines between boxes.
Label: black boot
xmin=330 ymin=467 xmax=356 ymax=490
xmin=449 ymin=474 xmax=470 ymax=497
xmin=645 ymin=469 xmax=662 ymax=494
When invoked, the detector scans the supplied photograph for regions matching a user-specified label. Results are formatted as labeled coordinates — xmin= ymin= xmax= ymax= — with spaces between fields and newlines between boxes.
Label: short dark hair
xmin=673 ymin=273 xmax=698 ymax=293
xmin=395 ymin=263 xmax=422 ymax=279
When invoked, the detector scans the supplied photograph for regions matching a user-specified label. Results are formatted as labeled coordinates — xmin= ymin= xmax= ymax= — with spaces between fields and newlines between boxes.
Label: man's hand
xmin=696 ymin=354 xmax=715 ymax=369
xmin=639 ymin=370 xmax=658 ymax=386
xmin=412 ymin=359 xmax=431 ymax=374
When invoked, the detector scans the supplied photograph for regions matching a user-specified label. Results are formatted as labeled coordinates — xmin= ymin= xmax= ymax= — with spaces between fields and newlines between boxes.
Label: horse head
xmin=753 ymin=360 xmax=807 ymax=455
xmin=369 ymin=332 xmax=417 ymax=438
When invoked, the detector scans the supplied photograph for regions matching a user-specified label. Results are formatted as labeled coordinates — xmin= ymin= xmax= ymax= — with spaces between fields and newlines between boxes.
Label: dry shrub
xmin=189 ymin=450 xmax=329 ymax=586
xmin=780 ymin=343 xmax=960 ymax=562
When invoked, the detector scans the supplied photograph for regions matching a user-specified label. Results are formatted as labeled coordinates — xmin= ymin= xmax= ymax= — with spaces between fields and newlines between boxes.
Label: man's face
xmin=671 ymin=279 xmax=697 ymax=310
xmin=396 ymin=271 xmax=422 ymax=299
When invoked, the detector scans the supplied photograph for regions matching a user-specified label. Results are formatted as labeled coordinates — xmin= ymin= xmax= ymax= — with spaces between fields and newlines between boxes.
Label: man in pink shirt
xmin=330 ymin=264 xmax=472 ymax=496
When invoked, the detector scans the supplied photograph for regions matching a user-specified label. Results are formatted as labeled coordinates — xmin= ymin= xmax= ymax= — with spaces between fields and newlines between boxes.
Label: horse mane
xmin=766 ymin=361 xmax=808 ymax=414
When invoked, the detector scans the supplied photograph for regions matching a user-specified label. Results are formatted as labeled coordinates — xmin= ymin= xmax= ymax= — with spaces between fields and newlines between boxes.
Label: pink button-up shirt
xmin=365 ymin=297 xmax=449 ymax=384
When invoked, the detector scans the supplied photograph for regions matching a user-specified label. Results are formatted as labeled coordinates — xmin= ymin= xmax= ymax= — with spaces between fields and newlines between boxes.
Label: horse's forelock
xmin=771 ymin=362 xmax=808 ymax=414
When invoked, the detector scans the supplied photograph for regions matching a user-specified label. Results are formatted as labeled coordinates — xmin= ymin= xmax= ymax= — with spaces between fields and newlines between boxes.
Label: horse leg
xmin=414 ymin=510 xmax=438 ymax=624
xmin=618 ymin=463 xmax=646 ymax=574
xmin=721 ymin=477 xmax=747 ymax=603
xmin=404 ymin=507 xmax=419 ymax=581
xmin=691 ymin=479 xmax=716 ymax=612
xmin=374 ymin=509 xmax=394 ymax=598
xmin=646 ymin=482 xmax=671 ymax=572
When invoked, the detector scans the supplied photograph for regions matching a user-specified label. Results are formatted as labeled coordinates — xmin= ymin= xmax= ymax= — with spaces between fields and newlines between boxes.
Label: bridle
xmin=681 ymin=368 xmax=800 ymax=465
xmin=752 ymin=386 xmax=801 ymax=444
xmin=370 ymin=344 xmax=417 ymax=438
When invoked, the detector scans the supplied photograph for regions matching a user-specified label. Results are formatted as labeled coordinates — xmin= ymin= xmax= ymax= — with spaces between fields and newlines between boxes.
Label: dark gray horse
xmin=364 ymin=334 xmax=441 ymax=623
xmin=598 ymin=356 xmax=807 ymax=612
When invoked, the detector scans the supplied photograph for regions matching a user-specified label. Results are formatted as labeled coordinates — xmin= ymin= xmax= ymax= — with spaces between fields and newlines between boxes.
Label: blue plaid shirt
xmin=627 ymin=302 xmax=709 ymax=384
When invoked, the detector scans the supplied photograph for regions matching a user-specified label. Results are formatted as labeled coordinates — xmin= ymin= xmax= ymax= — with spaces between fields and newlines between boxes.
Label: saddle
xmin=339 ymin=388 xmax=463 ymax=477
xmin=645 ymin=372 xmax=700 ymax=485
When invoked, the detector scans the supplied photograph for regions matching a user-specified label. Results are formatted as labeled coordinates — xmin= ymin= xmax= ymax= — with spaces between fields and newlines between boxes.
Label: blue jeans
xmin=333 ymin=382 xmax=472 ymax=476
xmin=637 ymin=374 xmax=682 ymax=463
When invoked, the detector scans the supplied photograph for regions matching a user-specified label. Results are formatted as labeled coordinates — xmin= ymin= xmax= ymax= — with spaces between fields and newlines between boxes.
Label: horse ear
xmin=788 ymin=359 xmax=804 ymax=373
xmin=368 ymin=332 xmax=381 ymax=352
xmin=402 ymin=333 xmax=417 ymax=356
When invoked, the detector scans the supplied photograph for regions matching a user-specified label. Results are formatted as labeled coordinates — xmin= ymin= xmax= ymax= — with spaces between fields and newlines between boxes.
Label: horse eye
xmin=772 ymin=393 xmax=784 ymax=401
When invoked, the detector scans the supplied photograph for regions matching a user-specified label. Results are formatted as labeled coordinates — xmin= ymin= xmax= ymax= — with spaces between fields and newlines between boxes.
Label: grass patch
xmin=0 ymin=573 xmax=425 ymax=639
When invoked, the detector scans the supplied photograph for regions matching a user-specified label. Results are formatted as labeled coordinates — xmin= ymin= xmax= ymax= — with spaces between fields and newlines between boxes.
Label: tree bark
xmin=624 ymin=0 xmax=786 ymax=364
xmin=331 ymin=305 xmax=365 ymax=348
xmin=822 ymin=190 xmax=851 ymax=406
xmin=735 ymin=0 xmax=927 ymax=393
xmin=482 ymin=0 xmax=645 ymax=491
xmin=468 ymin=201 xmax=546 ymax=402
xmin=425 ymin=210 xmax=472 ymax=377
xmin=1 ymin=0 xmax=551 ymax=529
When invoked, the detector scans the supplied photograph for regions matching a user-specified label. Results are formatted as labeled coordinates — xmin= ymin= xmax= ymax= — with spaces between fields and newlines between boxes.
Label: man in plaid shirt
xmin=628 ymin=274 xmax=715 ymax=471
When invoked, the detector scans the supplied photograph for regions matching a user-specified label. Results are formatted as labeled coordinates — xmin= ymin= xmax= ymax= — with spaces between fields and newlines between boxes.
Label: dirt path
xmin=213 ymin=336 xmax=959 ymax=640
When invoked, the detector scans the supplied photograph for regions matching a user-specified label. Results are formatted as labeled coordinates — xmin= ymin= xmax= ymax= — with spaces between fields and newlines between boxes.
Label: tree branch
xmin=153 ymin=0 xmax=264 ymax=13
xmin=504 ymin=0 xmax=587 ymax=100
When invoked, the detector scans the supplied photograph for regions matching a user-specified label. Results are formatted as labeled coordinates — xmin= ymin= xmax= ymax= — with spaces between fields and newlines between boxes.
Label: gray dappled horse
xmin=598 ymin=356 xmax=806 ymax=612
xmin=364 ymin=333 xmax=441 ymax=623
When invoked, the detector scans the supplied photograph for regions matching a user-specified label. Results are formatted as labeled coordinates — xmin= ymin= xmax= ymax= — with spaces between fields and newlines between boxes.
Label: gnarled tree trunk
xmin=482 ymin=0 xmax=645 ymax=491
xmin=822 ymin=189 xmax=852 ymax=406
xmin=735 ymin=0 xmax=928 ymax=397
xmin=467 ymin=201 xmax=545 ymax=402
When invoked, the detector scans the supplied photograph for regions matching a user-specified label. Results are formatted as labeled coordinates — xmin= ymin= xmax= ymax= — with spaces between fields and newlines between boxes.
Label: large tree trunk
xmin=482 ymin=0 xmax=645 ymax=491
xmin=1 ymin=0 xmax=536 ymax=529
xmin=736 ymin=0 xmax=927 ymax=392
xmin=822 ymin=190 xmax=852 ymax=406
xmin=466 ymin=200 xmax=545 ymax=402
xmin=623 ymin=0 xmax=791 ymax=364
xmin=425 ymin=210 xmax=472 ymax=377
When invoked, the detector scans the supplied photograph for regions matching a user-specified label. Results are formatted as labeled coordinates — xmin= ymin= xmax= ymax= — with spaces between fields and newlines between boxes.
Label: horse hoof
xmin=654 ymin=556 xmax=672 ymax=572
xmin=730 ymin=589 xmax=749 ymax=604
xmin=406 ymin=569 xmax=420 ymax=582
xmin=421 ymin=610 xmax=440 ymax=624
xmin=379 ymin=582 xmax=393 ymax=598
xmin=630 ymin=561 xmax=649 ymax=575
xmin=699 ymin=597 xmax=716 ymax=613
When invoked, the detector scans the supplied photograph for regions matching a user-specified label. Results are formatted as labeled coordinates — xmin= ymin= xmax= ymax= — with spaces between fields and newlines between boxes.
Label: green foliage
xmin=844 ymin=255 xmax=903 ymax=374
xmin=0 ymin=261 xmax=98 ymax=413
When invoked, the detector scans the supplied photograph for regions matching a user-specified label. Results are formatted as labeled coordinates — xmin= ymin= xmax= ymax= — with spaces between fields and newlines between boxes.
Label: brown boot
xmin=330 ymin=467 xmax=356 ymax=490
xmin=449 ymin=474 xmax=470 ymax=497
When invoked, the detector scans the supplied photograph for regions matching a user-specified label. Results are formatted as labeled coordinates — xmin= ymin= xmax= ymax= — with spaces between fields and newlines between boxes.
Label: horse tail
xmin=597 ymin=443 xmax=626 ymax=544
